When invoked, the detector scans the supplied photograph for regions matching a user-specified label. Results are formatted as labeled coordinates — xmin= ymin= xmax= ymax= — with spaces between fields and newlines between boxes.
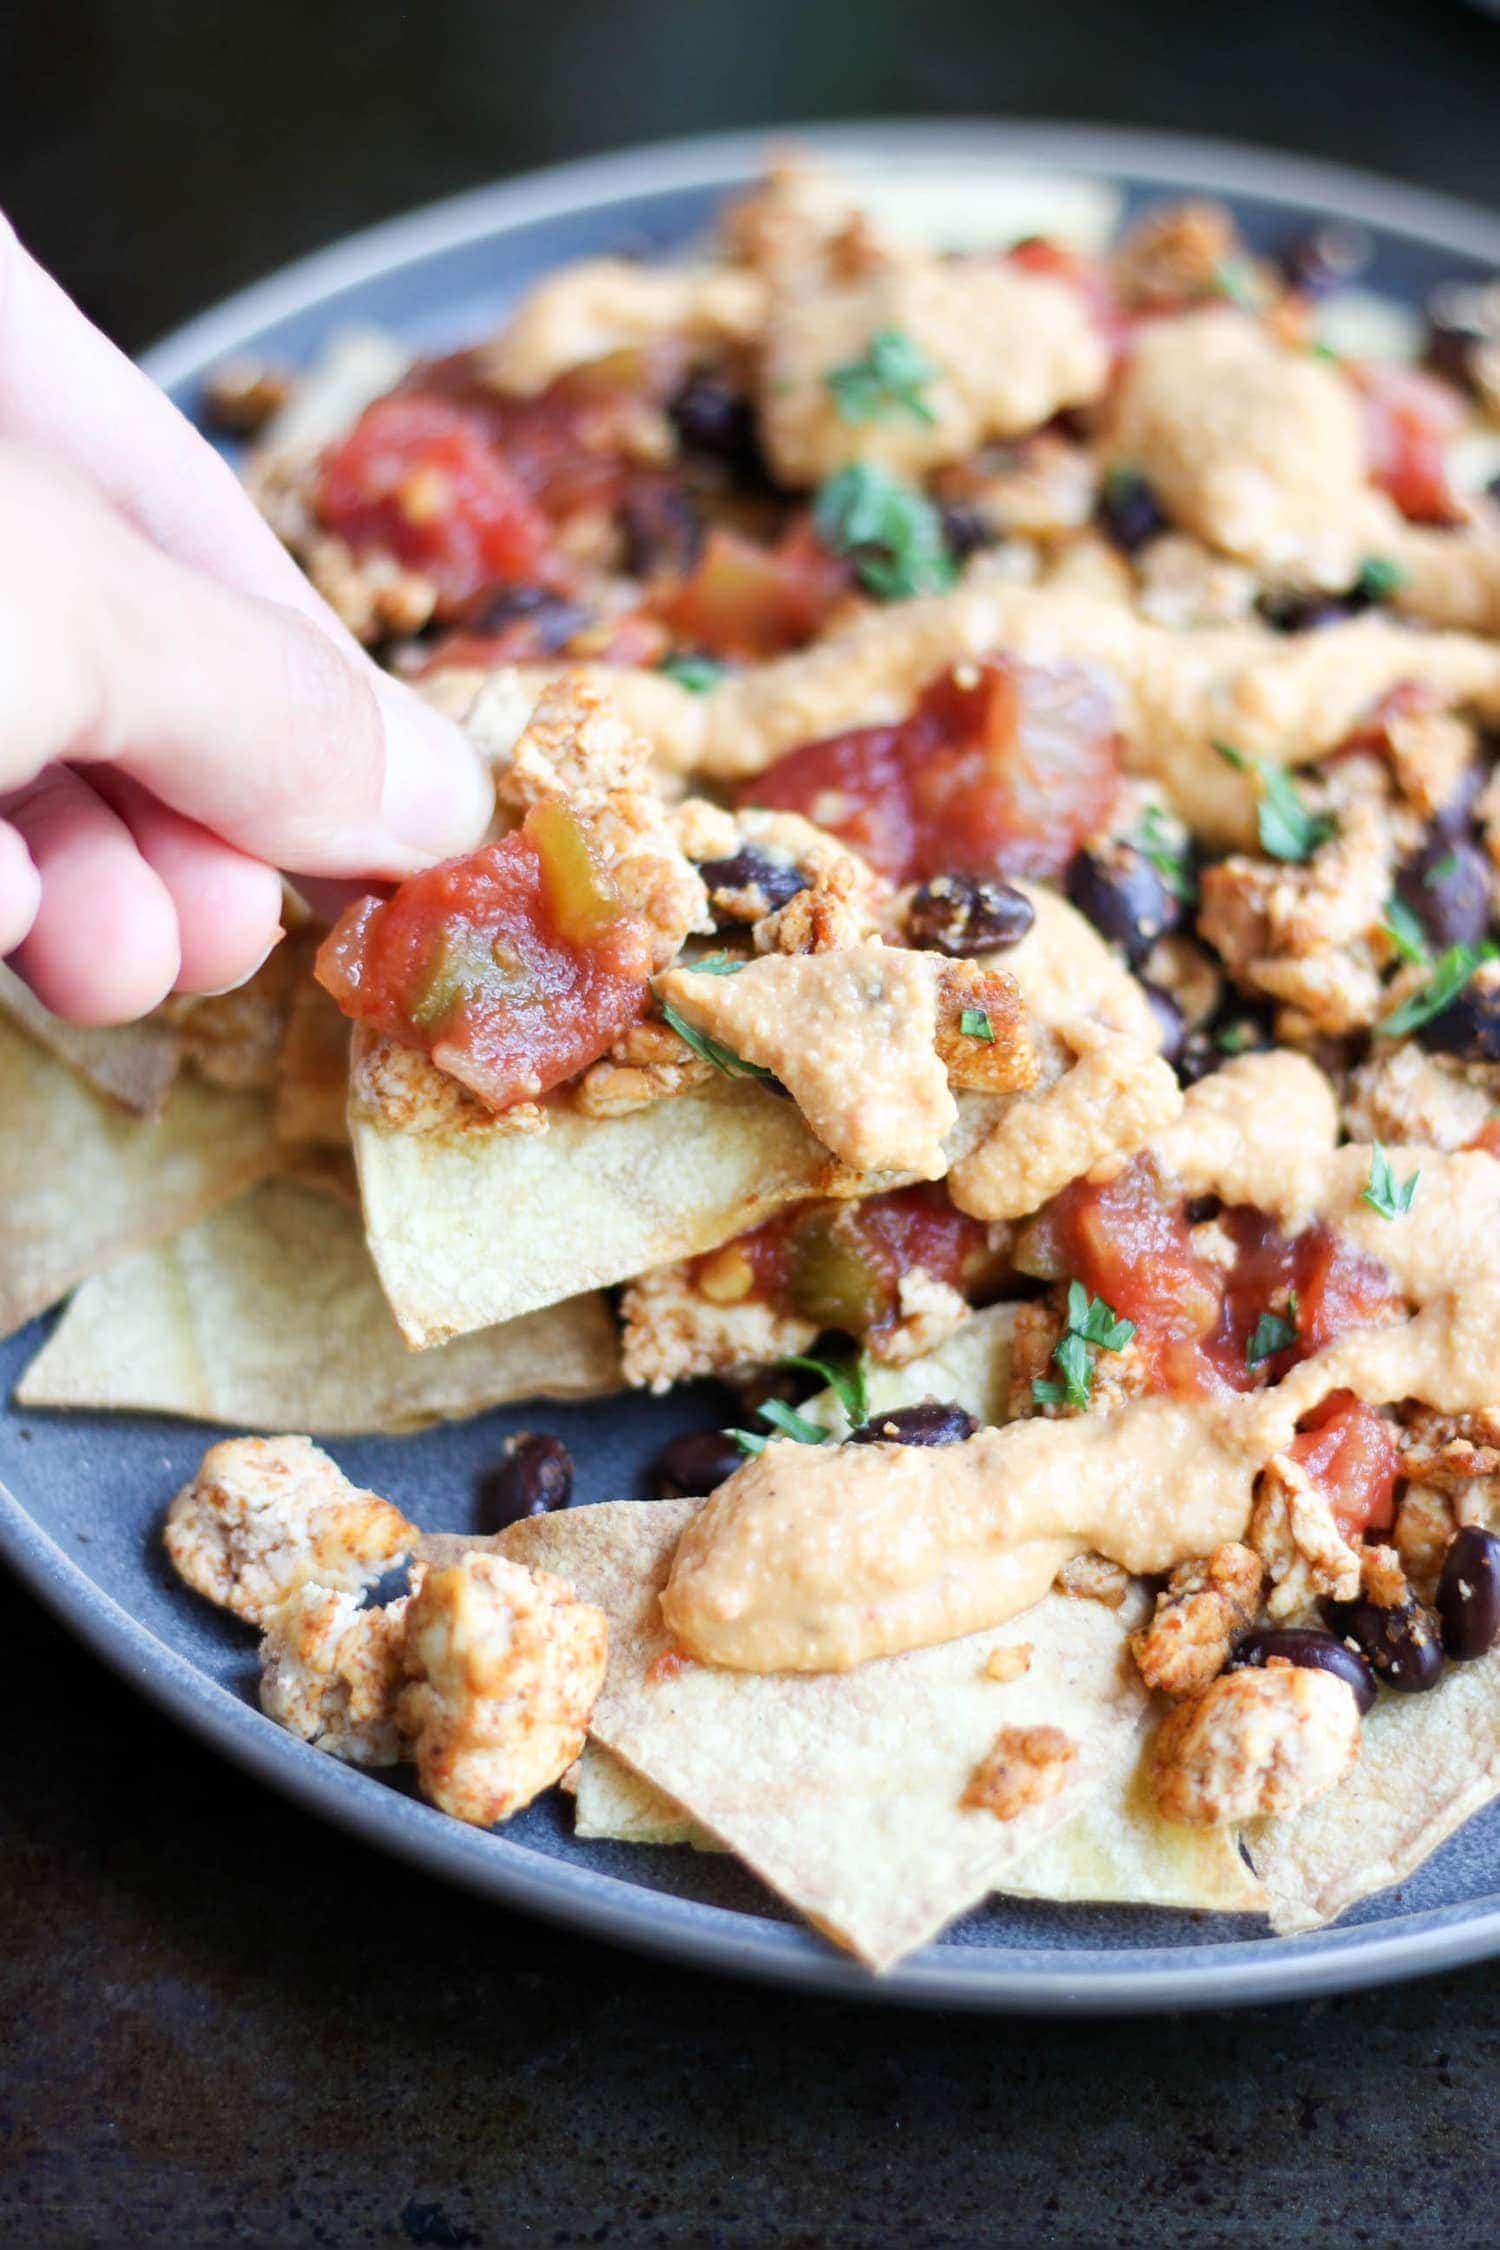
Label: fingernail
xmin=183 ymin=925 xmax=284 ymax=998
xmin=377 ymin=681 xmax=494 ymax=862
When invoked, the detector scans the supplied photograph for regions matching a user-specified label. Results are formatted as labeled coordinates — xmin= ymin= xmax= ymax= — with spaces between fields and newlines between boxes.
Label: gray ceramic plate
xmin=6 ymin=121 xmax=1500 ymax=2013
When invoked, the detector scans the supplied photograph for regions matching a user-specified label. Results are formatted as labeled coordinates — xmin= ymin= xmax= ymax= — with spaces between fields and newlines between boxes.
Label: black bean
xmin=1256 ymin=587 xmax=1365 ymax=634
xmin=1065 ymin=843 xmax=1179 ymax=964
xmin=649 ymin=1427 xmax=747 ymax=1500
xmin=459 ymin=584 xmax=590 ymax=646
xmin=669 ymin=371 xmax=765 ymax=477
xmin=1415 ymin=969 xmax=1500 ymax=1063
xmin=734 ymin=1364 xmax=821 ymax=1420
xmin=1097 ymin=467 xmax=1166 ymax=554
xmin=1396 ymin=836 xmax=1491 ymax=952
xmin=1279 ymin=222 xmax=1372 ymax=299
xmin=1436 ymin=1525 xmax=1500 ymax=1660
xmin=1323 ymin=1594 xmax=1445 ymax=1693
xmin=846 ymin=1401 xmax=979 ymax=1447
xmin=621 ymin=479 xmax=703 ymax=578
xmin=1424 ymin=279 xmax=1500 ymax=394
xmin=939 ymin=503 xmax=999 ymax=561
xmin=480 ymin=1432 xmax=573 ymax=1527
xmin=1225 ymin=1626 xmax=1376 ymax=1715
xmin=696 ymin=845 xmax=808 ymax=926
xmin=1432 ymin=756 xmax=1487 ymax=838
xmin=905 ymin=874 xmax=1036 ymax=957
xmin=1139 ymin=980 xmax=1186 ymax=1067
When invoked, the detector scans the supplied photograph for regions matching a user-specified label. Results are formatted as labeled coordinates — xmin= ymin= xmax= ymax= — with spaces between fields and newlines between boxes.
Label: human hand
xmin=0 ymin=215 xmax=491 ymax=1025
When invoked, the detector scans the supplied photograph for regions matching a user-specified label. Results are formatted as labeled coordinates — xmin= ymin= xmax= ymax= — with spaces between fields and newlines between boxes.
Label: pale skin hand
xmin=0 ymin=213 xmax=493 ymax=1025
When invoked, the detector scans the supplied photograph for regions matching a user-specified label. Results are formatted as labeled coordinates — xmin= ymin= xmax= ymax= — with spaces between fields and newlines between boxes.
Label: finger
xmin=92 ymin=772 xmax=285 ymax=996
xmin=0 ymin=819 xmax=42 ymax=955
xmin=0 ymin=210 xmax=344 ymax=629
xmin=3 ymin=768 xmax=180 ymax=1023
xmin=0 ymin=444 xmax=491 ymax=877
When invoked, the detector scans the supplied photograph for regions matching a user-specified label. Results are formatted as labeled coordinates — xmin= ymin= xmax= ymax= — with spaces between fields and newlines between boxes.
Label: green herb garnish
xmin=1214 ymin=259 xmax=1262 ymax=311
xmin=1215 ymin=1021 xmax=1258 ymax=1055
xmin=1377 ymin=942 xmax=1497 ymax=1037
xmin=1031 ymin=1282 xmax=1137 ymax=1411
xmin=726 ymin=1396 xmax=831 ymax=1456
xmin=659 ymin=654 xmax=725 ymax=693
xmin=1424 ymin=849 xmax=1460 ymax=891
xmin=1356 ymin=555 xmax=1406 ymax=602
xmin=1381 ymin=896 xmax=1430 ymax=967
xmin=960 ymin=1006 xmax=995 ymax=1042
xmin=1363 ymin=1142 xmax=1420 ymax=1220
xmin=813 ymin=463 xmax=955 ymax=602
xmin=825 ymin=328 xmax=938 ymax=427
xmin=1137 ymin=805 xmax=1197 ymax=905
xmin=688 ymin=953 xmax=747 ymax=976
xmin=1215 ymin=742 xmax=1334 ymax=864
xmin=777 ymin=1351 xmax=870 ymax=1428
xmin=1246 ymin=1309 xmax=1299 ymax=1367
xmin=658 ymin=997 xmax=773 ymax=1079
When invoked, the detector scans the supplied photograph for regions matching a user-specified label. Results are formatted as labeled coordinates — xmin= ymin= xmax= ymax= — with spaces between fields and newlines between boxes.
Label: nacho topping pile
xmin=20 ymin=154 xmax=1500 ymax=1972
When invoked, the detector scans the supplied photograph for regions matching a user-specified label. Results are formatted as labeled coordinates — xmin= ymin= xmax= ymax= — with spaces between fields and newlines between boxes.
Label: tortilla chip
xmin=16 ymin=1178 xmax=620 ymax=1434
xmin=801 ymin=1302 xmax=1019 ymax=1438
xmin=1245 ymin=1643 xmax=1500 ymax=1933
xmin=354 ymin=1078 xmax=857 ymax=1347
xmin=500 ymin=1499 xmax=1152 ymax=1971
xmin=0 ymin=1016 xmax=278 ymax=1339
xmin=572 ymin=1744 xmax=721 ymax=1850
xmin=0 ymin=966 xmax=182 ymax=1117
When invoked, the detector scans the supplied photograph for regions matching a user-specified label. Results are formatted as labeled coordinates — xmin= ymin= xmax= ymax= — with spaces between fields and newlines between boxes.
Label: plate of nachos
xmin=8 ymin=120 xmax=1500 ymax=2007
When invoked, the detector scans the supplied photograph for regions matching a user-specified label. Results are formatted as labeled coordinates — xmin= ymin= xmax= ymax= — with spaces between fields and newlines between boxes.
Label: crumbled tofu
xmin=983 ymin=1643 xmax=1033 ymax=1684
xmin=1053 ymin=1553 xmax=1134 ymax=1607
xmin=1131 ymin=1543 xmax=1264 ymax=1700
xmin=259 ymin=1581 xmax=417 ymax=1765
xmin=933 ymin=963 xmax=1039 ymax=1094
xmin=480 ymin=258 xmax=765 ymax=394
xmin=759 ymin=257 xmax=1108 ymax=485
xmin=869 ymin=1267 xmax=971 ymax=1366
xmin=1151 ymin=1663 xmax=1361 ymax=1826
xmin=573 ymin=1017 xmax=715 ymax=1119
xmin=1393 ymin=1483 xmax=1459 ymax=1602
xmin=1134 ymin=532 xmax=1259 ymax=628
xmin=752 ymin=847 xmax=883 ymax=955
xmin=1110 ymin=201 xmax=1240 ymax=311
xmin=1359 ymin=1543 xmax=1409 ymax=1609
xmin=620 ymin=1259 xmax=817 ymax=1392
xmin=1249 ymin=1450 xmax=1365 ymax=1621
xmin=961 ymin=1723 xmax=1077 ymax=1819
xmin=164 ymin=1436 xmax=417 ymax=1627
xmin=1342 ymin=1042 xmax=1493 ymax=1152
xmin=398 ymin=1554 xmax=608 ymax=1827
xmin=351 ymin=1029 xmax=544 ymax=1139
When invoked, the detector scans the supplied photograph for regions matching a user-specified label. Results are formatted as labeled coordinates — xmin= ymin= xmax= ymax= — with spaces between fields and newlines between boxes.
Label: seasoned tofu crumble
xmin=102 ymin=152 xmax=1500 ymax=1965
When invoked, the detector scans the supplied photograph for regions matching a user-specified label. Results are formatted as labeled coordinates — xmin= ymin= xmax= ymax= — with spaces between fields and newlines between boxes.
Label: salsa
xmin=1354 ymin=362 xmax=1465 ymax=526
xmin=1027 ymin=1159 xmax=1404 ymax=1402
xmin=649 ymin=521 xmax=852 ymax=661
xmin=691 ymin=1184 xmax=1005 ymax=1346
xmin=740 ymin=656 xmax=1122 ymax=886
xmin=1286 ymin=1390 xmax=1399 ymax=1540
xmin=314 ymin=801 xmax=653 ymax=1111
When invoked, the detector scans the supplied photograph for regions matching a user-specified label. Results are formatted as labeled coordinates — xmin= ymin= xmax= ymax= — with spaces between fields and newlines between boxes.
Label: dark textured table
xmin=5 ymin=3 xmax=1500 ymax=2240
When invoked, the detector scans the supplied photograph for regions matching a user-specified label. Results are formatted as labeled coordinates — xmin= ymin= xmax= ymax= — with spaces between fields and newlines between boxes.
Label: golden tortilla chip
xmin=0 ymin=1016 xmax=278 ymax=1339
xmin=572 ymin=1745 xmax=720 ymax=1850
xmin=17 ymin=1178 xmax=620 ymax=1434
xmin=1245 ymin=1643 xmax=1500 ymax=1933
xmin=500 ymin=1499 xmax=1152 ymax=1971
xmin=0 ymin=966 xmax=182 ymax=1117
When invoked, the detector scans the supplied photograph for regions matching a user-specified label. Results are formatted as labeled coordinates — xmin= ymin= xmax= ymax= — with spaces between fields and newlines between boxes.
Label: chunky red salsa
xmin=1354 ymin=362 xmax=1465 ymax=526
xmin=1027 ymin=1159 xmax=1404 ymax=1402
xmin=650 ymin=521 xmax=852 ymax=661
xmin=692 ymin=1184 xmax=1005 ymax=1345
xmin=740 ymin=656 xmax=1122 ymax=887
xmin=315 ymin=802 xmax=653 ymax=1111
xmin=1286 ymin=1391 xmax=1400 ymax=1540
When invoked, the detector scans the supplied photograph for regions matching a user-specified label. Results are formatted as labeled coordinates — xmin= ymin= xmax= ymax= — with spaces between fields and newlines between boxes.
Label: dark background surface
xmin=4 ymin=2 xmax=1500 ymax=2242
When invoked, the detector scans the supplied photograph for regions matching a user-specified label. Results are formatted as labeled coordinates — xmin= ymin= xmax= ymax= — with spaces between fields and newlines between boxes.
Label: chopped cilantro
xmin=1032 ymin=1283 xmax=1136 ymax=1410
xmin=1214 ymin=258 xmax=1262 ymax=312
xmin=1363 ymin=1142 xmax=1420 ymax=1220
xmin=1378 ymin=941 xmax=1497 ymax=1037
xmin=1424 ymin=849 xmax=1461 ymax=891
xmin=1381 ymin=896 xmax=1430 ymax=967
xmin=960 ymin=1006 xmax=995 ymax=1042
xmin=659 ymin=653 xmax=725 ymax=693
xmin=689 ymin=953 xmax=747 ymax=976
xmin=1215 ymin=741 xmax=1334 ymax=863
xmin=813 ymin=463 xmax=956 ymax=602
xmin=727 ymin=1427 xmax=767 ymax=1457
xmin=825 ymin=328 xmax=938 ymax=427
xmin=1356 ymin=554 xmax=1405 ymax=602
xmin=1246 ymin=1309 xmax=1299 ymax=1367
xmin=1215 ymin=1020 xmax=1258 ymax=1055
xmin=1137 ymin=805 xmax=1197 ymax=905
xmin=777 ymin=1350 xmax=869 ymax=1428
xmin=658 ymin=997 xmax=773 ymax=1079
xmin=725 ymin=1396 xmax=830 ymax=1456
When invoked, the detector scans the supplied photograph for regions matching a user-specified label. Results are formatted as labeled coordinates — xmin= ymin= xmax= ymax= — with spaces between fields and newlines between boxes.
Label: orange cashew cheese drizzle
xmin=661 ymin=1053 xmax=1500 ymax=1673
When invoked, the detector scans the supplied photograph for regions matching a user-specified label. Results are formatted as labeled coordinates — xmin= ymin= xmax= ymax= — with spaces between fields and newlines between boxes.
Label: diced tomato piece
xmin=414 ymin=607 xmax=669 ymax=676
xmin=652 ymin=520 xmax=852 ymax=661
xmin=743 ymin=655 xmax=1121 ymax=885
xmin=1354 ymin=362 xmax=1467 ymax=525
xmin=316 ymin=395 xmax=553 ymax=604
xmin=1291 ymin=1227 xmax=1404 ymax=1356
xmin=314 ymin=804 xmax=652 ymax=1112
xmin=1288 ymin=1392 xmax=1400 ymax=1538
xmin=1467 ymin=1119 xmax=1500 ymax=1160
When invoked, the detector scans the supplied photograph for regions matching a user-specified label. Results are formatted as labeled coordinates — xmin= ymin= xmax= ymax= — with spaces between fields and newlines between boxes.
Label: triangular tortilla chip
xmin=17 ymin=1178 xmax=619 ymax=1434
xmin=500 ymin=1499 xmax=1152 ymax=1971
xmin=1245 ymin=1642 xmax=1500 ymax=1933
xmin=0 ymin=965 xmax=181 ymax=1117
xmin=0 ymin=1016 xmax=278 ymax=1338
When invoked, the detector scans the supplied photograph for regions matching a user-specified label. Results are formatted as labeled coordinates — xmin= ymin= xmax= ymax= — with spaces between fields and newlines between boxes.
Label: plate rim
xmin=12 ymin=115 xmax=1500 ymax=2012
